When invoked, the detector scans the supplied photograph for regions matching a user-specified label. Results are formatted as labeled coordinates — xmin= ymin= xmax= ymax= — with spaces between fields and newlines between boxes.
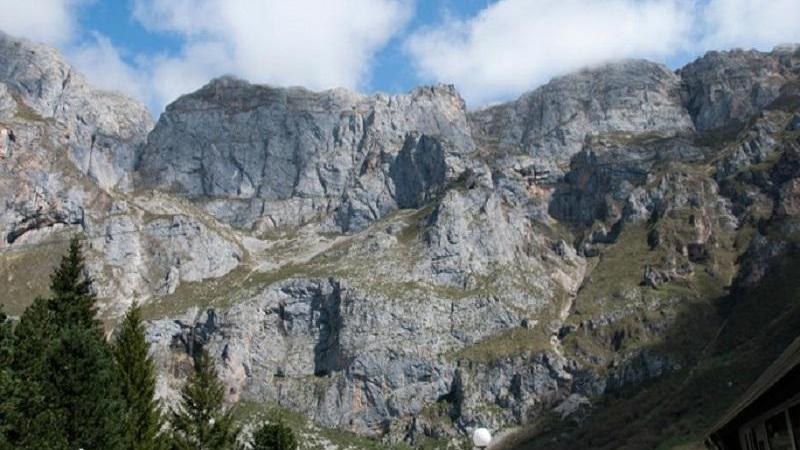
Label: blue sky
xmin=1 ymin=0 xmax=799 ymax=116
xmin=74 ymin=0 xmax=498 ymax=99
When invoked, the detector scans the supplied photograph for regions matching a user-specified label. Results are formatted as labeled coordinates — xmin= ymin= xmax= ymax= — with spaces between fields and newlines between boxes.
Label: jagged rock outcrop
xmin=680 ymin=47 xmax=800 ymax=132
xmin=137 ymin=77 xmax=475 ymax=232
xmin=147 ymin=277 xmax=525 ymax=434
xmin=3 ymin=29 xmax=800 ymax=450
xmin=108 ymin=44 xmax=800 ymax=447
xmin=0 ymin=33 xmax=240 ymax=315
xmin=468 ymin=60 xmax=694 ymax=166
xmin=0 ymin=30 xmax=153 ymax=190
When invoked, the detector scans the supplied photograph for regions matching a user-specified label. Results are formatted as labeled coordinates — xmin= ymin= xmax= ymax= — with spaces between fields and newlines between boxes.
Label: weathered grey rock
xmin=553 ymin=393 xmax=591 ymax=421
xmin=680 ymin=47 xmax=800 ymax=132
xmin=147 ymin=277 xmax=529 ymax=435
xmin=0 ymin=31 xmax=154 ymax=191
xmin=469 ymin=60 xmax=694 ymax=164
xmin=4 ymin=28 xmax=800 ymax=449
xmin=0 ymin=33 xmax=239 ymax=316
xmin=137 ymin=77 xmax=474 ymax=232
xmin=789 ymin=114 xmax=800 ymax=131
xmin=85 ymin=201 xmax=242 ymax=307
xmin=0 ymin=83 xmax=16 ymax=120
xmin=714 ymin=112 xmax=787 ymax=182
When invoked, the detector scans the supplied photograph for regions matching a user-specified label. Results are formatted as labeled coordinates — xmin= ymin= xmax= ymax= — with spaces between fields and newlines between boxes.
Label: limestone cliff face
xmin=680 ymin=46 xmax=800 ymax=131
xmin=0 ymin=33 xmax=241 ymax=315
xmin=468 ymin=60 xmax=695 ymax=166
xmin=137 ymin=77 xmax=475 ymax=232
xmin=2 ymin=29 xmax=800 ymax=449
xmin=0 ymin=31 xmax=153 ymax=191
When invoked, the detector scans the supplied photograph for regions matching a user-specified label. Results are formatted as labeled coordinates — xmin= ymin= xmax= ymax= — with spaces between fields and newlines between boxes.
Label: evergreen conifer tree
xmin=41 ymin=324 xmax=124 ymax=449
xmin=171 ymin=351 xmax=240 ymax=450
xmin=48 ymin=236 xmax=99 ymax=332
xmin=10 ymin=296 xmax=61 ymax=449
xmin=250 ymin=420 xmax=298 ymax=450
xmin=0 ymin=307 xmax=12 ymax=367
xmin=11 ymin=296 xmax=56 ymax=376
xmin=0 ymin=307 xmax=18 ymax=449
xmin=113 ymin=302 xmax=167 ymax=450
xmin=11 ymin=236 xmax=124 ymax=449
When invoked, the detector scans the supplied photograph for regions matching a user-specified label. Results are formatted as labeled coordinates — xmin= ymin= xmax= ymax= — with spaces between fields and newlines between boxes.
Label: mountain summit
xmin=1 ymin=31 xmax=800 ymax=449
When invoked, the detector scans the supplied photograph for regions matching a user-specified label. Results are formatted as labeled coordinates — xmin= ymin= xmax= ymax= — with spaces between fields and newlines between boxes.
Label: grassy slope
xmin=506 ymin=252 xmax=800 ymax=450
xmin=0 ymin=235 xmax=71 ymax=316
xmin=504 ymin=114 xmax=800 ymax=450
xmin=234 ymin=401 xmax=470 ymax=450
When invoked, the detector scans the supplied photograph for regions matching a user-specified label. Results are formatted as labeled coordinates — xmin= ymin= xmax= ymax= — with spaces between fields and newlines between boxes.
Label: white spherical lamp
xmin=472 ymin=427 xmax=492 ymax=448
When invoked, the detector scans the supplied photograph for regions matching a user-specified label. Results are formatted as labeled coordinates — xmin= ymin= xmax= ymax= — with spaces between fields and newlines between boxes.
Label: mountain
xmin=1 ymin=31 xmax=799 ymax=449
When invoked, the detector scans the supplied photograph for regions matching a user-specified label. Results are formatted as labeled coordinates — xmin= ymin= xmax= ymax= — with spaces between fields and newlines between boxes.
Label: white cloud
xmin=4 ymin=0 xmax=800 ymax=116
xmin=0 ymin=0 xmax=411 ymax=114
xmin=0 ymin=1 xmax=153 ymax=110
xmin=143 ymin=41 xmax=235 ymax=108
xmin=700 ymin=0 xmax=800 ymax=51
xmin=0 ymin=0 xmax=79 ymax=45
xmin=405 ymin=0 xmax=694 ymax=106
xmin=67 ymin=32 xmax=150 ymax=104
xmin=132 ymin=0 xmax=413 ymax=110
xmin=405 ymin=0 xmax=800 ymax=107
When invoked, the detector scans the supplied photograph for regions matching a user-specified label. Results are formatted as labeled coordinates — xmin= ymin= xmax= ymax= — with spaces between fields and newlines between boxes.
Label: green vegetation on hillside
xmin=508 ymin=252 xmax=800 ymax=450
xmin=0 ymin=237 xmax=257 ymax=449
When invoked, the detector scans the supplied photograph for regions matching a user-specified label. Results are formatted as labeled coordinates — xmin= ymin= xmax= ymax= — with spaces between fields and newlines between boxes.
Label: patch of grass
xmin=561 ymin=171 xmax=748 ymax=368
xmin=450 ymin=326 xmax=553 ymax=364
xmin=10 ymin=92 xmax=51 ymax=123
xmin=502 ymin=251 xmax=800 ymax=450
xmin=693 ymin=121 xmax=749 ymax=149
xmin=451 ymin=286 xmax=567 ymax=363
xmin=139 ymin=261 xmax=316 ymax=320
xmin=234 ymin=401 xmax=417 ymax=450
xmin=139 ymin=204 xmax=445 ymax=320
xmin=569 ymin=225 xmax=660 ymax=318
xmin=765 ymin=90 xmax=800 ymax=113
xmin=317 ymin=428 xmax=413 ymax=450
xmin=395 ymin=204 xmax=435 ymax=246
xmin=0 ymin=237 xmax=71 ymax=316
xmin=594 ymin=130 xmax=675 ymax=147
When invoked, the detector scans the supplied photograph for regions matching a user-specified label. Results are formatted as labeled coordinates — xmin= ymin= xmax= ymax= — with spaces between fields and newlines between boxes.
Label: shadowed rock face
xmin=3 ymin=29 xmax=800 ymax=449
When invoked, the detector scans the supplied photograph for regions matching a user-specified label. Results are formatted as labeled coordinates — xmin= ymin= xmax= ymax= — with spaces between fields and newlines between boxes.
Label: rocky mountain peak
xmin=0 ymin=31 xmax=153 ymax=191
xmin=468 ymin=58 xmax=694 ymax=166
xmin=680 ymin=46 xmax=800 ymax=131
xmin=136 ymin=79 xmax=474 ymax=232
xmin=3 ymin=29 xmax=800 ymax=450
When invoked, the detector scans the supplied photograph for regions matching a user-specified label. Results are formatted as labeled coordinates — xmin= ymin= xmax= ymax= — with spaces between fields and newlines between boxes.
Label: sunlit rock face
xmin=680 ymin=47 xmax=800 ymax=132
xmin=0 ymin=32 xmax=238 ymax=316
xmin=137 ymin=78 xmax=475 ymax=232
xmin=3 ymin=28 xmax=800 ymax=448
xmin=469 ymin=59 xmax=695 ymax=167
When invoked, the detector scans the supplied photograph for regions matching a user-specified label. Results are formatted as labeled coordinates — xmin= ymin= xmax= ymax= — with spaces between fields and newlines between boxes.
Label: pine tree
xmin=113 ymin=302 xmax=167 ymax=450
xmin=11 ymin=296 xmax=57 ymax=375
xmin=48 ymin=236 xmax=98 ymax=332
xmin=40 ymin=324 xmax=125 ymax=449
xmin=170 ymin=351 xmax=240 ymax=450
xmin=0 ymin=307 xmax=19 ymax=449
xmin=10 ymin=296 xmax=60 ymax=449
xmin=250 ymin=421 xmax=298 ymax=450
xmin=11 ymin=236 xmax=125 ymax=449
xmin=0 ymin=307 xmax=12 ymax=367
